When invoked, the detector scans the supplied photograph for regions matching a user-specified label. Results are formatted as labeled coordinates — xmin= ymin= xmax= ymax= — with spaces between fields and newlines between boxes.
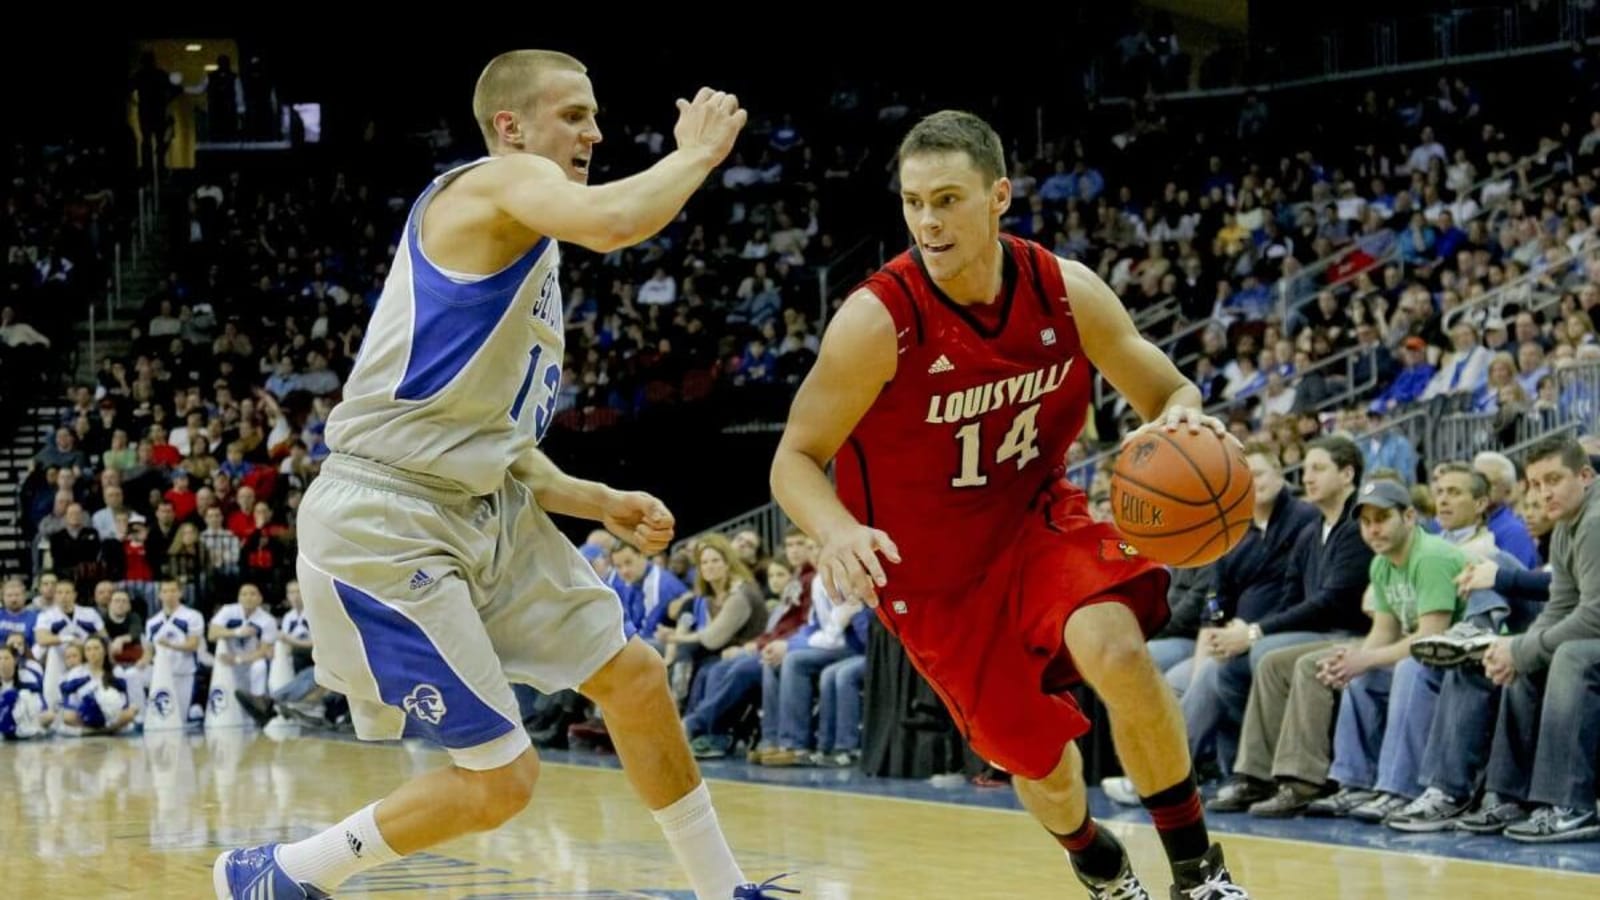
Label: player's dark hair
xmin=898 ymin=111 xmax=1006 ymax=184
xmin=1309 ymin=434 xmax=1364 ymax=486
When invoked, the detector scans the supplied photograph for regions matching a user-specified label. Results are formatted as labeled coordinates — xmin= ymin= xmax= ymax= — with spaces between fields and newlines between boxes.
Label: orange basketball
xmin=1109 ymin=428 xmax=1255 ymax=568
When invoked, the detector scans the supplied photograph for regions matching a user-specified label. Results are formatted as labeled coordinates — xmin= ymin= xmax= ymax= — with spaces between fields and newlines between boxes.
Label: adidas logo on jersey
xmin=928 ymin=355 xmax=956 ymax=374
xmin=409 ymin=570 xmax=435 ymax=591
xmin=346 ymin=830 xmax=364 ymax=857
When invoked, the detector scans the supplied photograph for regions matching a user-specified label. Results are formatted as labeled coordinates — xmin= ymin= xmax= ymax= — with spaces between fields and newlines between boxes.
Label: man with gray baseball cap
xmin=1227 ymin=478 xmax=1465 ymax=819
xmin=1305 ymin=479 xmax=1468 ymax=823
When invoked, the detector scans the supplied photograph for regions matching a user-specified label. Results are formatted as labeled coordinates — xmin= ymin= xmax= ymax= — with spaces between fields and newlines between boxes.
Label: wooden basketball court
xmin=3 ymin=729 xmax=1597 ymax=898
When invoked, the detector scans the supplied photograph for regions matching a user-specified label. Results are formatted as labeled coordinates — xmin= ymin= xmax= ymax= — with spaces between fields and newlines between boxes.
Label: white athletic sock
xmin=651 ymin=782 xmax=746 ymax=899
xmin=277 ymin=802 xmax=400 ymax=891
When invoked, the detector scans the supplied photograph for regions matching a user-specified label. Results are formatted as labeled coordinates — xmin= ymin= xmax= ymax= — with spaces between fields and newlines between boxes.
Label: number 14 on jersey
xmin=951 ymin=402 xmax=1042 ymax=488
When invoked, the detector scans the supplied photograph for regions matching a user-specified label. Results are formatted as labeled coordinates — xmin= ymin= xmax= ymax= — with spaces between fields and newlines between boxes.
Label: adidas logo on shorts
xmin=409 ymin=570 xmax=434 ymax=590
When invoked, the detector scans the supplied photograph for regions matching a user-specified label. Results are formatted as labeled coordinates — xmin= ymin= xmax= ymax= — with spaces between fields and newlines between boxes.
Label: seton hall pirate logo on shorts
xmin=404 ymin=684 xmax=448 ymax=725
xmin=150 ymin=688 xmax=173 ymax=717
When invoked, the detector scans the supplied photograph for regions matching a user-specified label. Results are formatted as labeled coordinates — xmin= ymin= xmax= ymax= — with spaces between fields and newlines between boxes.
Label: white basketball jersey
xmin=326 ymin=157 xmax=565 ymax=495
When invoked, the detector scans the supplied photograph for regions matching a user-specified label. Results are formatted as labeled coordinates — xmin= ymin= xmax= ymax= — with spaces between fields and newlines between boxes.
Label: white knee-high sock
xmin=651 ymin=782 xmax=746 ymax=899
xmin=276 ymin=802 xmax=400 ymax=891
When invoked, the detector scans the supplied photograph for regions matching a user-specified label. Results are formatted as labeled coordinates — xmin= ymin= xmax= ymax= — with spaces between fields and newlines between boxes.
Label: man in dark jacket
xmin=1179 ymin=444 xmax=1320 ymax=776
xmin=1208 ymin=435 xmax=1374 ymax=811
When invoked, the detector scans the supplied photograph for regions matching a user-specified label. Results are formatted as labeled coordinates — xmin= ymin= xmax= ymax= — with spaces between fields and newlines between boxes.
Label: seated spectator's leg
xmin=818 ymin=658 xmax=842 ymax=753
xmin=757 ymin=657 xmax=783 ymax=751
xmin=1232 ymin=641 xmax=1339 ymax=782
xmin=1147 ymin=637 xmax=1196 ymax=678
xmin=683 ymin=655 xmax=762 ymax=738
xmin=1374 ymin=659 xmax=1443 ymax=799
xmin=1215 ymin=631 xmax=1331 ymax=735
xmin=686 ymin=657 xmax=727 ymax=713
xmin=1418 ymin=665 xmax=1499 ymax=800
xmin=831 ymin=655 xmax=867 ymax=753
xmin=272 ymin=666 xmax=321 ymax=706
xmin=1179 ymin=654 xmax=1224 ymax=766
xmin=1271 ymin=644 xmax=1352 ymax=786
xmin=777 ymin=647 xmax=852 ymax=751
xmin=1165 ymin=656 xmax=1196 ymax=699
xmin=1528 ymin=639 xmax=1600 ymax=811
xmin=1327 ymin=665 xmax=1394 ymax=792
xmin=1485 ymin=666 xmax=1550 ymax=803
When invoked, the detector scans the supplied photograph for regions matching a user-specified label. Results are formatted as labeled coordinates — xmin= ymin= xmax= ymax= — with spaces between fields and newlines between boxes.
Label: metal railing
xmin=1443 ymin=229 xmax=1600 ymax=331
xmin=671 ymin=500 xmax=793 ymax=559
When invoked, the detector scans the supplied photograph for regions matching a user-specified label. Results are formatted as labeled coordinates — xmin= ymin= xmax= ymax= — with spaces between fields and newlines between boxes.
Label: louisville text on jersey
xmin=923 ymin=359 xmax=1074 ymax=425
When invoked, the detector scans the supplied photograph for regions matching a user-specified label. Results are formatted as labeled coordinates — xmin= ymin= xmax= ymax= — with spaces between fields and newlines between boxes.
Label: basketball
xmin=1109 ymin=428 xmax=1254 ymax=568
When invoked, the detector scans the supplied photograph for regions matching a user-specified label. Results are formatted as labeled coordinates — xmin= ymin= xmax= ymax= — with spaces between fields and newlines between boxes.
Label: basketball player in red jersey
xmin=771 ymin=110 xmax=1248 ymax=900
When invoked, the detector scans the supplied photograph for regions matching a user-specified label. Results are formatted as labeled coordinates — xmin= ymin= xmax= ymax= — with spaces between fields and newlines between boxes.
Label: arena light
xmin=185 ymin=43 xmax=203 ymax=52
xmin=204 ymin=64 xmax=219 ymax=72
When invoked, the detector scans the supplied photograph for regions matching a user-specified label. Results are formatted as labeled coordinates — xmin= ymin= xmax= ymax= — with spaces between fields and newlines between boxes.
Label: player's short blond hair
xmin=473 ymin=49 xmax=587 ymax=150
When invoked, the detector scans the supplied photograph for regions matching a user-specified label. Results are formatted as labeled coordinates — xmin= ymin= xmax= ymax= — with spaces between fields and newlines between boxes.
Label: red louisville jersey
xmin=834 ymin=235 xmax=1095 ymax=596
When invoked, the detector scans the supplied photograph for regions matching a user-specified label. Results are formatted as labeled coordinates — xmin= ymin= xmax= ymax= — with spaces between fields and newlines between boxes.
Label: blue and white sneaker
xmin=213 ymin=843 xmax=331 ymax=899
xmin=733 ymin=874 xmax=800 ymax=898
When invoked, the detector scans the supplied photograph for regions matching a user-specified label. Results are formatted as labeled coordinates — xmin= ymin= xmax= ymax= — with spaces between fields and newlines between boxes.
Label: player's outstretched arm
xmin=518 ymin=448 xmax=676 ymax=554
xmin=771 ymin=290 xmax=901 ymax=605
xmin=1057 ymin=257 xmax=1227 ymax=441
xmin=472 ymin=88 xmax=747 ymax=253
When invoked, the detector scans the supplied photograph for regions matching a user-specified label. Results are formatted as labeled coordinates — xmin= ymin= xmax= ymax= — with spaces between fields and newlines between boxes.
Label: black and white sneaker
xmin=1306 ymin=787 xmax=1378 ymax=818
xmin=1456 ymin=792 xmax=1530 ymax=834
xmin=1503 ymin=805 xmax=1600 ymax=843
xmin=1072 ymin=831 xmax=1150 ymax=900
xmin=1076 ymin=857 xmax=1152 ymax=900
xmin=1385 ymin=788 xmax=1470 ymax=832
xmin=1410 ymin=622 xmax=1497 ymax=668
xmin=1348 ymin=792 xmax=1409 ymax=824
xmin=1170 ymin=844 xmax=1249 ymax=899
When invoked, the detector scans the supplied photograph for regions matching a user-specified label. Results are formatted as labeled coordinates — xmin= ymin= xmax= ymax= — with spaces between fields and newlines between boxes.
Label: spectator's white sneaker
xmin=1410 ymin=622 xmax=1496 ymax=668
xmin=1503 ymin=805 xmax=1600 ymax=843
xmin=1101 ymin=776 xmax=1141 ymax=807
xmin=1456 ymin=792 xmax=1530 ymax=834
xmin=1384 ymin=788 xmax=1468 ymax=831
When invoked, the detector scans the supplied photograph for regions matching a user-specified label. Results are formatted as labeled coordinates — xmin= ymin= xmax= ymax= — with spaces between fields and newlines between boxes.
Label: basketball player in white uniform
xmin=215 ymin=50 xmax=788 ymax=900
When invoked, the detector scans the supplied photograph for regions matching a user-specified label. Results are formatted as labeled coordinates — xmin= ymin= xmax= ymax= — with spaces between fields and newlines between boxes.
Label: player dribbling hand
xmin=1122 ymin=404 xmax=1241 ymax=450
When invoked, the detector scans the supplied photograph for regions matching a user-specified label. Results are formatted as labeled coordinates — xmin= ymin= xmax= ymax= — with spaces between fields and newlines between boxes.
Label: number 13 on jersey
xmin=511 ymin=344 xmax=561 ymax=443
xmin=951 ymin=402 xmax=1042 ymax=487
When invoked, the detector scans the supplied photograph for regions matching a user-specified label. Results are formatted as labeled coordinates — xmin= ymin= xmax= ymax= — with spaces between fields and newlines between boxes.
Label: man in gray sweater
xmin=1477 ymin=435 xmax=1600 ymax=842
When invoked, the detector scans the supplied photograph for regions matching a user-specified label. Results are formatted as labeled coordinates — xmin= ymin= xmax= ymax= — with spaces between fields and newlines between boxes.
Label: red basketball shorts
xmin=875 ymin=479 xmax=1171 ymax=781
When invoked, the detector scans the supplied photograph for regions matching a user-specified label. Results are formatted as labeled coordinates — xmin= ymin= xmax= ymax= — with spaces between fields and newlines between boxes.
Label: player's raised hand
xmin=601 ymin=491 xmax=676 ymax=555
xmin=816 ymin=523 xmax=900 ymax=608
xmin=674 ymin=87 xmax=747 ymax=168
